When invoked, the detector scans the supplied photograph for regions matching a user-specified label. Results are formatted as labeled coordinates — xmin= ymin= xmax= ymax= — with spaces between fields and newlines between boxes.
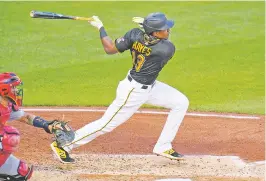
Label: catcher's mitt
xmin=49 ymin=120 xmax=75 ymax=147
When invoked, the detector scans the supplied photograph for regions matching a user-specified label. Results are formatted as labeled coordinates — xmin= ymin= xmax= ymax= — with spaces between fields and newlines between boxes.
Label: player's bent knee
xmin=171 ymin=94 xmax=189 ymax=110
xmin=181 ymin=96 xmax=189 ymax=109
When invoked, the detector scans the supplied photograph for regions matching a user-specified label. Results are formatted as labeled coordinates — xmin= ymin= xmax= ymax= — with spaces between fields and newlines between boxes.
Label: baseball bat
xmin=30 ymin=10 xmax=93 ymax=21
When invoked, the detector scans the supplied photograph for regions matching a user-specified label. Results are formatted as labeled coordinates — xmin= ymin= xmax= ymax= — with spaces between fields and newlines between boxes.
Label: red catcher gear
xmin=18 ymin=161 xmax=34 ymax=180
xmin=1 ymin=125 xmax=20 ymax=153
xmin=0 ymin=72 xmax=23 ymax=106
xmin=0 ymin=126 xmax=20 ymax=166
xmin=0 ymin=102 xmax=12 ymax=126
xmin=0 ymin=160 xmax=33 ymax=181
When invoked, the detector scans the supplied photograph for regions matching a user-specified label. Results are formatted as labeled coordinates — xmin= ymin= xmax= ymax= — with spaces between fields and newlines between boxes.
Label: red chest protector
xmin=0 ymin=102 xmax=20 ymax=166
xmin=0 ymin=102 xmax=13 ymax=126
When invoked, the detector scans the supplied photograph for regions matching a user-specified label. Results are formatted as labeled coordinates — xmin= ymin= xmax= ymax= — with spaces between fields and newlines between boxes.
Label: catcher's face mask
xmin=10 ymin=83 xmax=24 ymax=106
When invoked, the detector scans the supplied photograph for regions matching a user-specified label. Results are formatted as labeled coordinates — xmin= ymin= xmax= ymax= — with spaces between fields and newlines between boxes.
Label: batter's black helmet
xmin=143 ymin=12 xmax=174 ymax=34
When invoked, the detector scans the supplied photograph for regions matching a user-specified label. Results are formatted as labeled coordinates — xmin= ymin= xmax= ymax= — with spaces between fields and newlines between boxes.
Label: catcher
xmin=0 ymin=72 xmax=75 ymax=180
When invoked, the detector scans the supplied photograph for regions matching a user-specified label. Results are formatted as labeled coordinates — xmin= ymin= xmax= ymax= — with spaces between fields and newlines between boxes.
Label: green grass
xmin=0 ymin=2 xmax=264 ymax=114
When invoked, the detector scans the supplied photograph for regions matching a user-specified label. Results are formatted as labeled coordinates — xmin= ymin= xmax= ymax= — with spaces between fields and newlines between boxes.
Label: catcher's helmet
xmin=0 ymin=72 xmax=23 ymax=106
xmin=143 ymin=12 xmax=174 ymax=34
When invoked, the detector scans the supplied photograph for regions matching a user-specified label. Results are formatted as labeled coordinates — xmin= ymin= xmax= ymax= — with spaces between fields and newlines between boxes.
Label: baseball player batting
xmin=51 ymin=12 xmax=189 ymax=163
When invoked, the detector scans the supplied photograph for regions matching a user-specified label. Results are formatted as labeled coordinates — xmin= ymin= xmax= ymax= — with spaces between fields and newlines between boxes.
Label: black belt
xmin=127 ymin=75 xmax=151 ymax=89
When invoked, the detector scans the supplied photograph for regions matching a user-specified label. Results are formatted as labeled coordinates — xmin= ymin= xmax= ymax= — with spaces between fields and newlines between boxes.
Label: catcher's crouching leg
xmin=0 ymin=155 xmax=33 ymax=181
xmin=0 ymin=126 xmax=33 ymax=180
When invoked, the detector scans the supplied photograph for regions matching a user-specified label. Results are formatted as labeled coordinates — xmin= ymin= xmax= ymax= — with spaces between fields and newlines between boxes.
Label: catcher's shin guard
xmin=0 ymin=161 xmax=33 ymax=181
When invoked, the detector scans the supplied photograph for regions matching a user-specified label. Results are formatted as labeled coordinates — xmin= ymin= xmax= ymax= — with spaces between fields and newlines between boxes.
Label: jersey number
xmin=132 ymin=50 xmax=145 ymax=72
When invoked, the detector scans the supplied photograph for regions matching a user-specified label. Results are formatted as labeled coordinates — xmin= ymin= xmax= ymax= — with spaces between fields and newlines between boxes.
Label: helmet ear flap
xmin=143 ymin=12 xmax=174 ymax=35
xmin=0 ymin=85 xmax=10 ymax=97
xmin=143 ymin=19 xmax=156 ymax=35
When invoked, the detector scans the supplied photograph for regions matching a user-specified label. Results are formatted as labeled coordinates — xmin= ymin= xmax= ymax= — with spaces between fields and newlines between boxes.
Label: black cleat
xmin=154 ymin=148 xmax=184 ymax=160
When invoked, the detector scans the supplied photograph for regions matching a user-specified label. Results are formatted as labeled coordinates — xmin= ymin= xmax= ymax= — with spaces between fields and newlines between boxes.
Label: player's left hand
xmin=132 ymin=17 xmax=144 ymax=28
xmin=89 ymin=16 xmax=103 ymax=30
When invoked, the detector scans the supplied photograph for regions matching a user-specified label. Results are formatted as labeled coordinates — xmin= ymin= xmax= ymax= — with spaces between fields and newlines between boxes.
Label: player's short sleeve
xmin=161 ymin=41 xmax=176 ymax=65
xmin=165 ymin=41 xmax=175 ymax=59
xmin=115 ymin=28 xmax=140 ymax=53
xmin=8 ymin=109 xmax=25 ymax=122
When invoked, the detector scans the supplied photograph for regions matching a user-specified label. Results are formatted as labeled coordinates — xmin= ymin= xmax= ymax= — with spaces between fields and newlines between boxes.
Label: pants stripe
xmin=64 ymin=88 xmax=135 ymax=147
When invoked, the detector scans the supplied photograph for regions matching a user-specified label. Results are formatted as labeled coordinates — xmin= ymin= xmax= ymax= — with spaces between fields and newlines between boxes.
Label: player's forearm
xmin=99 ymin=27 xmax=118 ymax=54
xmin=17 ymin=113 xmax=52 ymax=133
xmin=88 ymin=16 xmax=118 ymax=54
xmin=16 ymin=114 xmax=34 ymax=125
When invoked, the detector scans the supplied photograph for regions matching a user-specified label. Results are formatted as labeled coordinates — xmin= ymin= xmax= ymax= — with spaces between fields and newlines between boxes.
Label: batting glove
xmin=132 ymin=17 xmax=144 ymax=28
xmin=89 ymin=16 xmax=103 ymax=30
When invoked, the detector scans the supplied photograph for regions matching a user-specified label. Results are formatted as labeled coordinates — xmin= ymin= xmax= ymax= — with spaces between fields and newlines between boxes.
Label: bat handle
xmin=74 ymin=17 xmax=93 ymax=21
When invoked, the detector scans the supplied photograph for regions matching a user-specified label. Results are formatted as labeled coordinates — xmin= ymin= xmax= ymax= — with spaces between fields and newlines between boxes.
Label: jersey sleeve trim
xmin=114 ymin=40 xmax=122 ymax=53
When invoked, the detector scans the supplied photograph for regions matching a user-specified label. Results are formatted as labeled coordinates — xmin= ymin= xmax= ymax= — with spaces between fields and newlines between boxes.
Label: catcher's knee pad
xmin=0 ymin=160 xmax=33 ymax=181
xmin=17 ymin=160 xmax=34 ymax=180
xmin=0 ymin=126 xmax=20 ymax=154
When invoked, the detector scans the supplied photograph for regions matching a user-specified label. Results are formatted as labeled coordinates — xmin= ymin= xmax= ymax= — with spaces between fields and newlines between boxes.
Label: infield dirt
xmin=10 ymin=107 xmax=264 ymax=181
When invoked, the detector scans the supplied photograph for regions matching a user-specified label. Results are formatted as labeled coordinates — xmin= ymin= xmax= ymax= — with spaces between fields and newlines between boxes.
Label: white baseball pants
xmin=63 ymin=74 xmax=189 ymax=154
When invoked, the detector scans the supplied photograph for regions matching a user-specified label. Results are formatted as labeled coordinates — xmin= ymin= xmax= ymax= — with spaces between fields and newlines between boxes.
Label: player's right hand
xmin=89 ymin=16 xmax=103 ymax=30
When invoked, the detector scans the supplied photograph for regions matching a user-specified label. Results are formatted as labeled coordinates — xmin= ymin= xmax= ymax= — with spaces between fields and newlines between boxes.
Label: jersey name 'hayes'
xmin=115 ymin=28 xmax=175 ymax=85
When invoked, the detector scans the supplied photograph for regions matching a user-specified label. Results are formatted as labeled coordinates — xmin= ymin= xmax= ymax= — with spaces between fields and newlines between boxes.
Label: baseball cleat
xmin=50 ymin=141 xmax=75 ymax=164
xmin=154 ymin=148 xmax=184 ymax=160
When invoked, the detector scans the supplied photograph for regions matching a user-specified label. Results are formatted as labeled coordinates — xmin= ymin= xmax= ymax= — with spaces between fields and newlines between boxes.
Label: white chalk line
xmin=22 ymin=108 xmax=261 ymax=120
